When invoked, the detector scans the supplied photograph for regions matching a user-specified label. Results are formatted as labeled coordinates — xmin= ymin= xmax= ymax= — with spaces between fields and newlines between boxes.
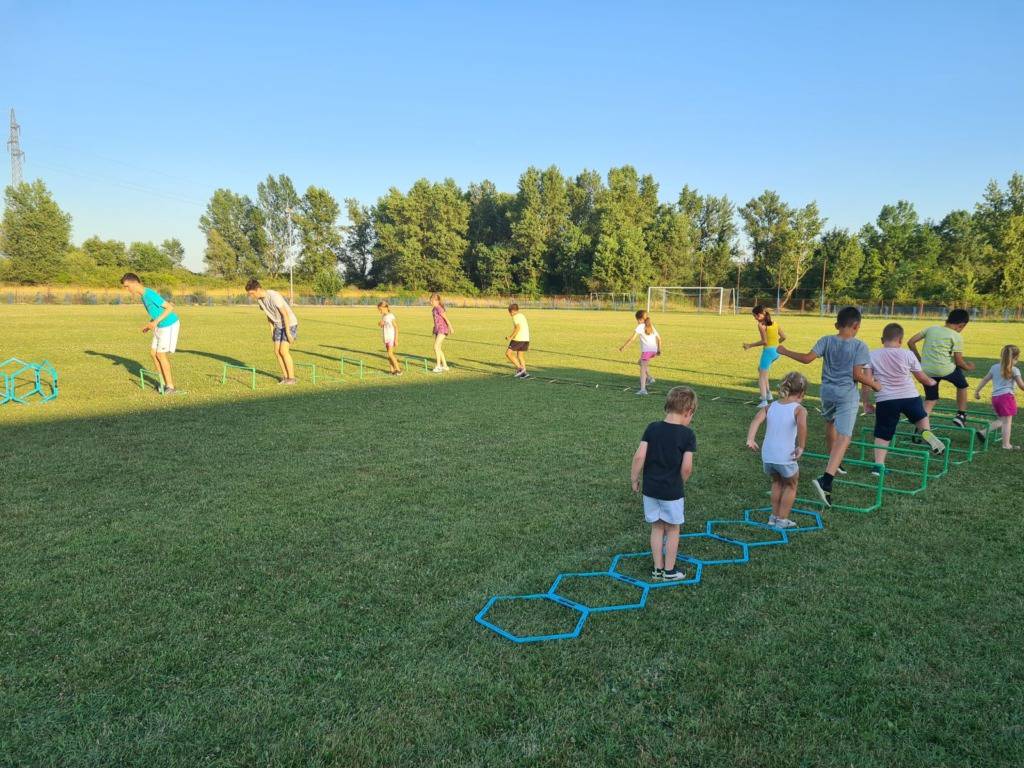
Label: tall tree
xmin=859 ymin=201 xmax=938 ymax=308
xmin=509 ymin=166 xmax=574 ymax=294
xmin=465 ymin=180 xmax=515 ymax=290
xmin=935 ymin=211 xmax=993 ymax=306
xmin=199 ymin=189 xmax=265 ymax=279
xmin=340 ymin=198 xmax=375 ymax=287
xmin=696 ymin=194 xmax=738 ymax=287
xmin=372 ymin=179 xmax=470 ymax=291
xmin=128 ymin=241 xmax=173 ymax=272
xmin=739 ymin=191 xmax=823 ymax=307
xmin=588 ymin=167 xmax=659 ymax=293
xmin=294 ymin=186 xmax=342 ymax=280
xmin=256 ymin=174 xmax=300 ymax=276
xmin=0 ymin=181 xmax=72 ymax=284
xmin=998 ymin=214 xmax=1024 ymax=311
xmin=809 ymin=228 xmax=864 ymax=301
xmin=159 ymin=238 xmax=186 ymax=267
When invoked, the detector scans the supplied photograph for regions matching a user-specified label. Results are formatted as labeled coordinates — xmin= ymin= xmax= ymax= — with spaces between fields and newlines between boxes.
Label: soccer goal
xmin=647 ymin=287 xmax=736 ymax=314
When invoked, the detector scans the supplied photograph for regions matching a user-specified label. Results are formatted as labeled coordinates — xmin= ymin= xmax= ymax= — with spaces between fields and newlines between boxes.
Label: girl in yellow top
xmin=742 ymin=305 xmax=786 ymax=408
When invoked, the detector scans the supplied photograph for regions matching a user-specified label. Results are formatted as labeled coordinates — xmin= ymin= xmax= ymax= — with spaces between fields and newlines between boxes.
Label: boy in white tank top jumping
xmin=746 ymin=372 xmax=809 ymax=528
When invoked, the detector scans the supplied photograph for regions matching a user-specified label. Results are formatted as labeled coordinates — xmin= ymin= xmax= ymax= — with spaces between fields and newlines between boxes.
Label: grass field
xmin=2 ymin=304 xmax=1022 ymax=767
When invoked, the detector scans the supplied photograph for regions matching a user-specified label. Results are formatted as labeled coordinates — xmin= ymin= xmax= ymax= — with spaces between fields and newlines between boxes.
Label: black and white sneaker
xmin=513 ymin=369 xmax=525 ymax=378
xmin=812 ymin=475 xmax=833 ymax=507
xmin=661 ymin=568 xmax=688 ymax=581
xmin=651 ymin=568 xmax=664 ymax=580
xmin=952 ymin=413 xmax=967 ymax=428
xmin=647 ymin=377 xmax=656 ymax=385
xmin=836 ymin=464 xmax=848 ymax=476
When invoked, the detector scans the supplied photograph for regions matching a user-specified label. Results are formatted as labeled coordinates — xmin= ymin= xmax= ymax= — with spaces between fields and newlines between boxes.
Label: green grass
xmin=2 ymin=304 xmax=1022 ymax=767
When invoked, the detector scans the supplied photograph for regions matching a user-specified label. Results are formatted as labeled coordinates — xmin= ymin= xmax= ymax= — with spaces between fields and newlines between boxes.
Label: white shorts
xmin=151 ymin=321 xmax=180 ymax=354
xmin=643 ymin=495 xmax=685 ymax=525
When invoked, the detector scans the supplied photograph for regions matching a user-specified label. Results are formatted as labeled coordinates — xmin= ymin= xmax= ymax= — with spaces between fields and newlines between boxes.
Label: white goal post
xmin=646 ymin=286 xmax=736 ymax=314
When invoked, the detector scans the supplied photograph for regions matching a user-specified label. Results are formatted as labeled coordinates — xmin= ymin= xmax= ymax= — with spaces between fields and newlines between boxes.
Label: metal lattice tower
xmin=8 ymin=108 xmax=25 ymax=187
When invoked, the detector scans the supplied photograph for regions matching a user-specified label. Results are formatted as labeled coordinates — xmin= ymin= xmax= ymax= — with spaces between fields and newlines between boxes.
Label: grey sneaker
xmin=647 ymin=377 xmax=656 ymax=385
xmin=921 ymin=429 xmax=945 ymax=454
xmin=773 ymin=518 xmax=798 ymax=529
xmin=636 ymin=389 xmax=649 ymax=396
xmin=661 ymin=568 xmax=688 ymax=581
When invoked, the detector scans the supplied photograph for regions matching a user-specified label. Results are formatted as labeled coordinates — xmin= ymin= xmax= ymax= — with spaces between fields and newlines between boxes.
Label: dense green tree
xmin=372 ymin=179 xmax=470 ymax=291
xmin=128 ymin=241 xmax=173 ymax=272
xmin=588 ymin=167 xmax=659 ymax=293
xmin=809 ymin=228 xmax=864 ymax=301
xmin=935 ymin=211 xmax=993 ymax=306
xmin=199 ymin=189 xmax=265 ymax=280
xmin=81 ymin=236 xmax=129 ymax=267
xmin=256 ymin=174 xmax=300 ymax=277
xmin=509 ymin=166 xmax=573 ymax=294
xmin=696 ymin=194 xmax=738 ymax=287
xmin=859 ymin=201 xmax=940 ymax=308
xmin=465 ymin=181 xmax=515 ymax=290
xmin=739 ymin=191 xmax=823 ymax=307
xmin=999 ymin=215 xmax=1024 ymax=310
xmin=294 ymin=186 xmax=342 ymax=280
xmin=340 ymin=198 xmax=375 ymax=287
xmin=159 ymin=238 xmax=186 ymax=267
xmin=0 ymin=181 xmax=72 ymax=284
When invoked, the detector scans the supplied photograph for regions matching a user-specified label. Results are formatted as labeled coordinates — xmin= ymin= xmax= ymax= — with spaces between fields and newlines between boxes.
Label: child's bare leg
xmin=505 ymin=348 xmax=518 ymax=368
xmin=517 ymin=352 xmax=527 ymax=371
xmin=650 ymin=522 xmax=666 ymax=570
xmin=777 ymin=474 xmax=798 ymax=520
xmin=770 ymin=476 xmax=783 ymax=517
xmin=1001 ymin=415 xmax=1013 ymax=448
xmin=758 ymin=368 xmax=769 ymax=400
xmin=662 ymin=523 xmax=680 ymax=570
xmin=386 ymin=349 xmax=399 ymax=372
xmin=873 ymin=438 xmax=890 ymax=466
xmin=825 ymin=426 xmax=851 ymax=477
xmin=639 ymin=358 xmax=649 ymax=389
xmin=433 ymin=334 xmax=445 ymax=367
xmin=154 ymin=350 xmax=175 ymax=389
xmin=955 ymin=386 xmax=968 ymax=411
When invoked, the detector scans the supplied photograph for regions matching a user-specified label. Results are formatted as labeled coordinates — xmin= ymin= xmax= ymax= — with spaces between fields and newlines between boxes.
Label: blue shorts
xmin=820 ymin=397 xmax=859 ymax=437
xmin=272 ymin=325 xmax=298 ymax=343
xmin=763 ymin=461 xmax=799 ymax=479
xmin=759 ymin=346 xmax=780 ymax=370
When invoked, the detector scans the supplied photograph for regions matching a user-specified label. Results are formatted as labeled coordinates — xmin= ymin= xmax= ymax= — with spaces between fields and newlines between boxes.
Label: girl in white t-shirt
xmin=619 ymin=310 xmax=662 ymax=395
xmin=377 ymin=301 xmax=401 ymax=375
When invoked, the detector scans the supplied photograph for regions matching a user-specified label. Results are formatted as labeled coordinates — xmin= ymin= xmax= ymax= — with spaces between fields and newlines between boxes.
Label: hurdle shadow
xmin=84 ymin=350 xmax=145 ymax=380
xmin=177 ymin=349 xmax=251 ymax=368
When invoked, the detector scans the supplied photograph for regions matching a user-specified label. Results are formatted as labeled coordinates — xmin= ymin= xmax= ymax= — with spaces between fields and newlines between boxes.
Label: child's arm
xmin=953 ymin=351 xmax=974 ymax=372
xmin=1015 ymin=372 xmax=1024 ymax=393
xmin=777 ymin=346 xmax=817 ymax=364
xmin=778 ymin=326 xmax=787 ymax=343
xmin=442 ymin=310 xmax=453 ymax=334
xmin=906 ymin=331 xmax=925 ymax=361
xmin=746 ymin=408 xmax=766 ymax=451
xmin=743 ymin=324 xmax=767 ymax=350
xmin=618 ymin=332 xmax=638 ymax=352
xmin=912 ymin=369 xmax=936 ymax=387
xmin=507 ymin=321 xmax=522 ymax=341
xmin=973 ymin=372 xmax=993 ymax=399
xmin=680 ymin=451 xmax=694 ymax=483
xmin=656 ymin=332 xmax=662 ymax=355
xmin=630 ymin=442 xmax=647 ymax=492
xmin=860 ymin=382 xmax=875 ymax=413
xmin=794 ymin=405 xmax=807 ymax=459
xmin=393 ymin=317 xmax=399 ymax=344
xmin=853 ymin=364 xmax=881 ymax=392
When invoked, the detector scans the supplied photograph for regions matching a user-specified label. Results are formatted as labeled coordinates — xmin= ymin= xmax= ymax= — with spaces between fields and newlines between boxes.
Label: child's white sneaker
xmin=646 ymin=377 xmax=656 ymax=385
xmin=921 ymin=429 xmax=945 ymax=454
xmin=432 ymin=366 xmax=444 ymax=373
xmin=636 ymin=389 xmax=649 ymax=396
xmin=757 ymin=399 xmax=769 ymax=409
xmin=773 ymin=517 xmax=798 ymax=529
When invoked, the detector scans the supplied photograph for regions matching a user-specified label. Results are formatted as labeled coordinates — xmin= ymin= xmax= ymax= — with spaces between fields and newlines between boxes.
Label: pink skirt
xmin=993 ymin=392 xmax=1018 ymax=417
xmin=640 ymin=351 xmax=658 ymax=361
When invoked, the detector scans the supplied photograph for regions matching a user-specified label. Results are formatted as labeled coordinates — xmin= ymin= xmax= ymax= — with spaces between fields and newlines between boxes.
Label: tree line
xmin=2 ymin=169 xmax=1023 ymax=308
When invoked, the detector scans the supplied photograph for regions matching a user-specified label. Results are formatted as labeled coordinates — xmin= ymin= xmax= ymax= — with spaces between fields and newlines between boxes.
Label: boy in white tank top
xmin=746 ymin=372 xmax=808 ymax=528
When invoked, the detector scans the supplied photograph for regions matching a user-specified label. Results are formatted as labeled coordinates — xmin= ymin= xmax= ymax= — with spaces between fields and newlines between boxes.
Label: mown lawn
xmin=1 ymin=304 xmax=1022 ymax=767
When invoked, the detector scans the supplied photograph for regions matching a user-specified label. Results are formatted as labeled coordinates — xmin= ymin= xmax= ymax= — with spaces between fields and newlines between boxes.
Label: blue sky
xmin=3 ymin=0 xmax=1022 ymax=271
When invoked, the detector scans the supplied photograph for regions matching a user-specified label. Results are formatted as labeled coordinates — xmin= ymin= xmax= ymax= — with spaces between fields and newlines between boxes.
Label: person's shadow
xmin=84 ymin=350 xmax=144 ymax=378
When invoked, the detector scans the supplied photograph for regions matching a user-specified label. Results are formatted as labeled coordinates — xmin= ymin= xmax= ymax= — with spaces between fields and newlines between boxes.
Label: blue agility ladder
xmin=1 ymin=358 xmax=58 ymax=404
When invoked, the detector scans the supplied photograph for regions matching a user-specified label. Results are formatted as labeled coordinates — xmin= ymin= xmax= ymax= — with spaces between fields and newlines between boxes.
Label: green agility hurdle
xmin=848 ymin=439 xmax=950 ymax=496
xmin=403 ymin=355 xmax=433 ymax=373
xmin=856 ymin=427 xmax=952 ymax=481
xmin=794 ymin=452 xmax=885 ymax=513
xmin=339 ymin=356 xmax=365 ymax=381
xmin=139 ymin=368 xmax=165 ymax=394
xmin=293 ymin=361 xmax=317 ymax=384
xmin=221 ymin=362 xmax=257 ymax=390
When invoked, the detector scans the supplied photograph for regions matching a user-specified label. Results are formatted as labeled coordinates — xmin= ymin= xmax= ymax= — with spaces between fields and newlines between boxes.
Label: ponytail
xmin=1001 ymin=344 xmax=1020 ymax=381
xmin=752 ymin=304 xmax=773 ymax=326
xmin=778 ymin=371 xmax=807 ymax=399
xmin=644 ymin=315 xmax=654 ymax=334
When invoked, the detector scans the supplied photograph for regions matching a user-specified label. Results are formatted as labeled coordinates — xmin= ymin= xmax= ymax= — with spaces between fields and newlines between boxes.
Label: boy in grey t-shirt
xmin=778 ymin=306 xmax=879 ymax=506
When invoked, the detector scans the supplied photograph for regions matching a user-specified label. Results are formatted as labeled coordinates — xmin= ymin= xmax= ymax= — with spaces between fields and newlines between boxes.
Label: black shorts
xmin=874 ymin=397 xmax=928 ymax=441
xmin=508 ymin=341 xmax=530 ymax=352
xmin=923 ymin=369 xmax=968 ymax=401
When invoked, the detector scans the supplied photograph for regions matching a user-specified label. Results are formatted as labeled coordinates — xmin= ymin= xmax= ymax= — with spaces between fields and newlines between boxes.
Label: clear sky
xmin=3 ymin=0 xmax=1022 ymax=271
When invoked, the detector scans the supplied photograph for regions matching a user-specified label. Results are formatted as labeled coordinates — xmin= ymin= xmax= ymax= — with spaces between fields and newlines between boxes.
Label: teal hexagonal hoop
xmin=1 ymin=358 xmax=58 ymax=405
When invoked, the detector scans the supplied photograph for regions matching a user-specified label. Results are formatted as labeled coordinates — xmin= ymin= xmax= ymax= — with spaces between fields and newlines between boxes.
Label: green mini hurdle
xmin=221 ymin=362 xmax=257 ymax=390
xmin=892 ymin=423 xmax=987 ymax=465
xmin=139 ymin=368 xmax=165 ymax=394
xmin=339 ymin=356 xmax=365 ymax=381
xmin=294 ymin=361 xmax=317 ymax=384
xmin=849 ymin=438 xmax=950 ymax=496
xmin=856 ymin=427 xmax=952 ymax=480
xmin=794 ymin=452 xmax=885 ymax=513
xmin=403 ymin=355 xmax=433 ymax=373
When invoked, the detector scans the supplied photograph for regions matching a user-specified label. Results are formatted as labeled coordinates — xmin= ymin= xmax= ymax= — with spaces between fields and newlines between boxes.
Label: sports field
xmin=2 ymin=304 xmax=1022 ymax=767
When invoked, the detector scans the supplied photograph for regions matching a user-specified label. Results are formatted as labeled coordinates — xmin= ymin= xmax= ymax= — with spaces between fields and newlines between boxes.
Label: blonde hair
xmin=664 ymin=386 xmax=697 ymax=415
xmin=779 ymin=371 xmax=807 ymax=399
xmin=377 ymin=300 xmax=390 ymax=310
xmin=1001 ymin=344 xmax=1020 ymax=381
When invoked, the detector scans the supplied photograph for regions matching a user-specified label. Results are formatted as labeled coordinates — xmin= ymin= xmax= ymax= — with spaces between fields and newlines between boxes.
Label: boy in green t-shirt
xmin=907 ymin=309 xmax=974 ymax=426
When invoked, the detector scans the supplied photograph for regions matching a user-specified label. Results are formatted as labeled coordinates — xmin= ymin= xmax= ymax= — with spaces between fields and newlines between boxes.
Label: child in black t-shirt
xmin=630 ymin=386 xmax=697 ymax=581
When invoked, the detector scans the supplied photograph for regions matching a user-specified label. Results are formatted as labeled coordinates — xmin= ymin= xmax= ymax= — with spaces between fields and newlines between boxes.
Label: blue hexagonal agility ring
xmin=548 ymin=571 xmax=650 ymax=611
xmin=677 ymin=532 xmax=749 ymax=565
xmin=474 ymin=593 xmax=589 ymax=644
xmin=742 ymin=506 xmax=824 ymax=533
xmin=607 ymin=553 xmax=703 ymax=589
xmin=705 ymin=519 xmax=789 ymax=548
xmin=1 ymin=357 xmax=59 ymax=405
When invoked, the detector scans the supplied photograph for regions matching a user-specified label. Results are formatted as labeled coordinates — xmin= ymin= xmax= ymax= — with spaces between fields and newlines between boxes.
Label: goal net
xmin=647 ymin=287 xmax=735 ymax=314
xmin=589 ymin=292 xmax=638 ymax=306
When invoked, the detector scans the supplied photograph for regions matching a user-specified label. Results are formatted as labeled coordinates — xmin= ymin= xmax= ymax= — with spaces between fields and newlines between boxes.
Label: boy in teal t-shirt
xmin=907 ymin=309 xmax=974 ymax=426
xmin=120 ymin=272 xmax=181 ymax=394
